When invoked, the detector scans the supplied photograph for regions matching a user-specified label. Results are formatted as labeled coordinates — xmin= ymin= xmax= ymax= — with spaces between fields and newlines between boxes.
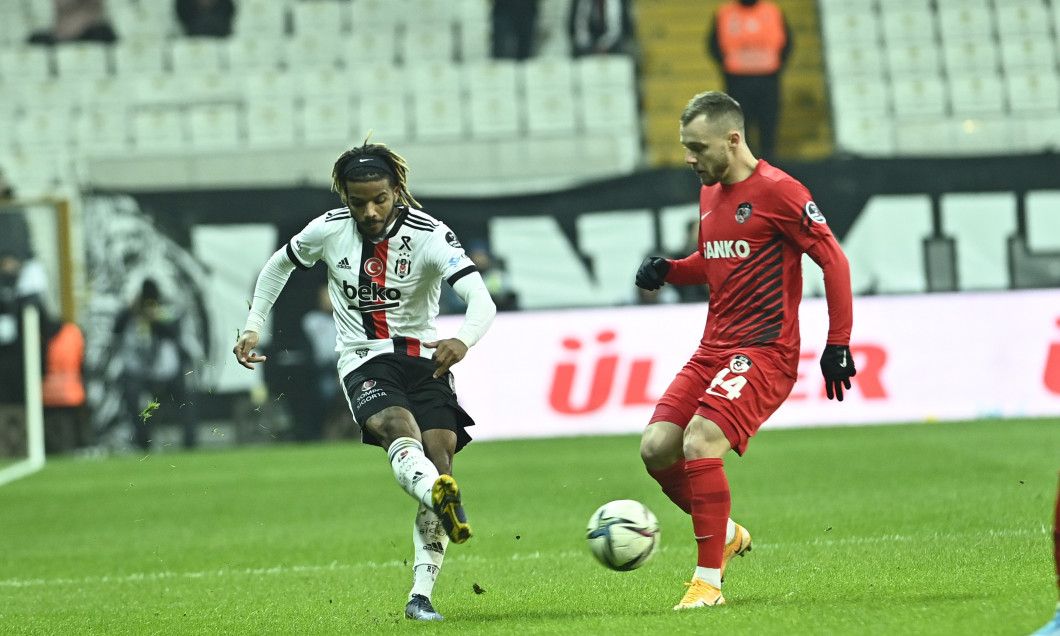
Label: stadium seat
xmin=53 ymin=42 xmax=110 ymax=78
xmin=302 ymin=99 xmax=355 ymax=145
xmin=245 ymin=100 xmax=298 ymax=148
xmin=226 ymin=35 xmax=287 ymax=72
xmin=580 ymin=87 xmax=638 ymax=133
xmin=340 ymin=28 xmax=398 ymax=66
xmin=525 ymin=85 xmax=578 ymax=136
xmin=12 ymin=108 xmax=74 ymax=150
xmin=467 ymin=89 xmax=522 ymax=139
xmin=951 ymin=116 xmax=1013 ymax=155
xmin=941 ymin=39 xmax=999 ymax=75
xmin=232 ymin=0 xmax=288 ymax=39
xmin=820 ymin=9 xmax=881 ymax=46
xmin=109 ymin=2 xmax=174 ymax=39
xmin=894 ymin=118 xmax=953 ymax=155
xmin=187 ymin=103 xmax=242 ymax=149
xmin=131 ymin=72 xmax=192 ymax=106
xmin=576 ymin=55 xmax=636 ymax=93
xmin=243 ymin=68 xmax=298 ymax=102
xmin=407 ymin=61 xmax=464 ymax=97
xmin=291 ymin=0 xmax=351 ymax=35
xmin=185 ymin=71 xmax=241 ymax=104
xmin=1015 ymin=114 xmax=1060 ymax=152
xmin=830 ymin=76 xmax=890 ymax=116
xmin=170 ymin=37 xmax=227 ymax=73
xmin=938 ymin=7 xmax=995 ymax=42
xmin=1026 ymin=190 xmax=1060 ymax=251
xmin=350 ymin=0 xmax=403 ymax=30
xmin=948 ymin=72 xmax=1006 ymax=115
xmin=833 ymin=111 xmax=896 ymax=156
xmin=79 ymin=76 xmax=129 ymax=109
xmin=890 ymin=75 xmax=947 ymax=118
xmin=995 ymin=2 xmax=1051 ymax=37
xmin=357 ymin=94 xmax=411 ymax=143
xmin=824 ymin=40 xmax=885 ymax=78
xmin=935 ymin=0 xmax=988 ymax=9
xmin=1005 ymin=70 xmax=1060 ymax=112
xmin=350 ymin=65 xmax=408 ymax=93
xmin=523 ymin=57 xmax=576 ymax=92
xmin=406 ymin=0 xmax=459 ymax=27
xmin=409 ymin=91 xmax=467 ymax=141
xmin=75 ymin=106 xmax=132 ymax=153
xmin=132 ymin=106 xmax=188 ymax=152
xmin=297 ymin=66 xmax=348 ymax=104
xmin=17 ymin=77 xmax=80 ymax=114
xmin=286 ymin=33 xmax=345 ymax=69
xmin=112 ymin=37 xmax=167 ymax=75
xmin=879 ymin=8 xmax=937 ymax=45
xmin=464 ymin=60 xmax=520 ymax=100
xmin=457 ymin=19 xmax=491 ymax=62
xmin=885 ymin=41 xmax=942 ymax=76
xmin=0 ymin=46 xmax=52 ymax=82
xmin=403 ymin=24 xmax=457 ymax=64
xmin=998 ymin=35 xmax=1058 ymax=74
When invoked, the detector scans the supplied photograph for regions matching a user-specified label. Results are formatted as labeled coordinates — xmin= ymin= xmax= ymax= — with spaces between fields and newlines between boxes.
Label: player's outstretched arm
xmin=233 ymin=330 xmax=267 ymax=370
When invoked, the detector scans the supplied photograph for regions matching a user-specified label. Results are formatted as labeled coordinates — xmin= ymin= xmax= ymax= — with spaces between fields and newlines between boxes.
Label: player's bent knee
xmin=366 ymin=406 xmax=419 ymax=447
xmin=640 ymin=425 xmax=683 ymax=470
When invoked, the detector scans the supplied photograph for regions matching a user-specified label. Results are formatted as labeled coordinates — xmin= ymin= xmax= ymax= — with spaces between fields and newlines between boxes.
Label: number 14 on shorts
xmin=706 ymin=367 xmax=747 ymax=400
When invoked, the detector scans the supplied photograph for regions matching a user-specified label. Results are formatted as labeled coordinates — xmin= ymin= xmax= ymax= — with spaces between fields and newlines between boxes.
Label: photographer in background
xmin=112 ymin=279 xmax=198 ymax=451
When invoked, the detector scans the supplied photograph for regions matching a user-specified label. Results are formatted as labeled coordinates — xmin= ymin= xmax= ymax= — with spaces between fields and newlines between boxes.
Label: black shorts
xmin=342 ymin=354 xmax=474 ymax=452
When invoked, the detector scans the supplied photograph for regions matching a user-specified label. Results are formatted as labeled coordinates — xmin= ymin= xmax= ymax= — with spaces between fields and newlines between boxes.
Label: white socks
xmin=692 ymin=519 xmax=737 ymax=589
xmin=387 ymin=437 xmax=439 ymax=509
xmin=409 ymin=504 xmax=449 ymax=600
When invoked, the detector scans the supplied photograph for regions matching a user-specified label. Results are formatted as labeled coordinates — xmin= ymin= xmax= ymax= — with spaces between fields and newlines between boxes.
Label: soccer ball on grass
xmin=585 ymin=499 xmax=659 ymax=571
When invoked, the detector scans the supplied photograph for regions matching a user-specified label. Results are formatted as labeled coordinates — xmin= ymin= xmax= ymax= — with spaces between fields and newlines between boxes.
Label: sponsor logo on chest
xmin=702 ymin=239 xmax=751 ymax=259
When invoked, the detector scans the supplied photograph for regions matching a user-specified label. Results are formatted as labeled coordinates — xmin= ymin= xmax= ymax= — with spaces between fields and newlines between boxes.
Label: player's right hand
xmin=820 ymin=344 xmax=856 ymax=401
xmin=635 ymin=256 xmax=671 ymax=291
xmin=233 ymin=330 xmax=267 ymax=370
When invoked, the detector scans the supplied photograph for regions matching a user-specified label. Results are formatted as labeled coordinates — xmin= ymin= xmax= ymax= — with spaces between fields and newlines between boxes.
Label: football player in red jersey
xmin=635 ymin=91 xmax=856 ymax=609
xmin=1029 ymin=473 xmax=1060 ymax=635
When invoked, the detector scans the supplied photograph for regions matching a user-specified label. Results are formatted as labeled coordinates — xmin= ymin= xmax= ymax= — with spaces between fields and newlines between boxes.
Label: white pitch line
xmin=0 ymin=526 xmax=1048 ymax=589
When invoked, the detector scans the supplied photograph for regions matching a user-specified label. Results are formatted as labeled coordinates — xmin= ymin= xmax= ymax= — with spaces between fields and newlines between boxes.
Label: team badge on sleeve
xmin=445 ymin=231 xmax=462 ymax=248
xmin=804 ymin=201 xmax=826 ymax=223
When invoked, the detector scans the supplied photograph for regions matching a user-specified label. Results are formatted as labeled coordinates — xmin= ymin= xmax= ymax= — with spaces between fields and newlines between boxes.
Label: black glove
xmin=635 ymin=257 xmax=671 ymax=291
xmin=820 ymin=344 xmax=856 ymax=401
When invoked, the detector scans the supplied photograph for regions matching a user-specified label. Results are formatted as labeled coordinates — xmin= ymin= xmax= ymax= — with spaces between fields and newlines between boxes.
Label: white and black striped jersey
xmin=286 ymin=205 xmax=477 ymax=378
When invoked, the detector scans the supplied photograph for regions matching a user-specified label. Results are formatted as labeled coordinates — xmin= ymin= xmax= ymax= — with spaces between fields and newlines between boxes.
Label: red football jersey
xmin=667 ymin=160 xmax=852 ymax=367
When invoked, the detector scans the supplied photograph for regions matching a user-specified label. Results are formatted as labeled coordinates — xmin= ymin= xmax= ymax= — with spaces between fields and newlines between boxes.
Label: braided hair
xmin=331 ymin=134 xmax=422 ymax=209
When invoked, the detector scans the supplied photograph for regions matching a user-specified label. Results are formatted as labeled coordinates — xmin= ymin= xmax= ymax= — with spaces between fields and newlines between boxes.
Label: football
xmin=585 ymin=499 xmax=660 ymax=571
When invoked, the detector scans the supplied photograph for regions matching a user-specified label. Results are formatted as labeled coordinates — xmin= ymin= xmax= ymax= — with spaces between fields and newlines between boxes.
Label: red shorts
xmin=649 ymin=347 xmax=796 ymax=455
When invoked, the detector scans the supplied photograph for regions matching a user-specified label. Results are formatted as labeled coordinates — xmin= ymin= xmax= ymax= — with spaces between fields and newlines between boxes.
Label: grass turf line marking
xmin=1 ymin=526 xmax=1047 ymax=589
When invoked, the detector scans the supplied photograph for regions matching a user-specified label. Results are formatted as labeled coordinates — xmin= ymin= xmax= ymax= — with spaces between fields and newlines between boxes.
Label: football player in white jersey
xmin=233 ymin=140 xmax=497 ymax=622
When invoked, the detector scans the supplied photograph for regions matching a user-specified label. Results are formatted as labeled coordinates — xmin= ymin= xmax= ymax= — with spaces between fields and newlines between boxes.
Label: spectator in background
xmin=298 ymin=283 xmax=341 ymax=442
xmin=707 ymin=0 xmax=792 ymax=162
xmin=112 ymin=279 xmax=198 ymax=451
xmin=569 ymin=0 xmax=633 ymax=57
xmin=0 ymin=247 xmax=59 ymax=457
xmin=27 ymin=0 xmax=117 ymax=45
xmin=175 ymin=0 xmax=236 ymax=38
xmin=492 ymin=0 xmax=538 ymax=60
xmin=441 ymin=240 xmax=518 ymax=313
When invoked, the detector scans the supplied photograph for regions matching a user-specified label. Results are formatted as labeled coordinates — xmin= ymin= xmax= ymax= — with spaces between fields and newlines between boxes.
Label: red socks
xmin=646 ymin=459 xmax=692 ymax=514
xmin=686 ymin=457 xmax=730 ymax=569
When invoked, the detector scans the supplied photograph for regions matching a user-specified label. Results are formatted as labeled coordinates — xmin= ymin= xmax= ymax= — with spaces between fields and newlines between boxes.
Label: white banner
xmin=437 ymin=289 xmax=1060 ymax=441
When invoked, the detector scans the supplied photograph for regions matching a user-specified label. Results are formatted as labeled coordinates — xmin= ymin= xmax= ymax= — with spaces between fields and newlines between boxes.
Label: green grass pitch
xmin=2 ymin=417 xmax=1057 ymax=635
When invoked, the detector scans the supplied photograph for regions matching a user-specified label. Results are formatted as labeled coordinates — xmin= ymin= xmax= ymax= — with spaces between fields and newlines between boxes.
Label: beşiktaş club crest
xmin=736 ymin=202 xmax=752 ymax=223
xmin=394 ymin=256 xmax=411 ymax=279
xmin=446 ymin=231 xmax=462 ymax=248
xmin=729 ymin=354 xmax=752 ymax=373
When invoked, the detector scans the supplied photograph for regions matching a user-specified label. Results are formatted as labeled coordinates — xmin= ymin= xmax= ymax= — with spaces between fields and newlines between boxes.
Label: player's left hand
xmin=424 ymin=338 xmax=468 ymax=378
xmin=820 ymin=344 xmax=856 ymax=401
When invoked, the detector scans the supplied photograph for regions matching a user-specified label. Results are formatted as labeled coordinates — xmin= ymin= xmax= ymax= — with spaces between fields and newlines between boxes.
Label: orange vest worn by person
xmin=716 ymin=0 xmax=787 ymax=75
xmin=42 ymin=322 xmax=86 ymax=408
